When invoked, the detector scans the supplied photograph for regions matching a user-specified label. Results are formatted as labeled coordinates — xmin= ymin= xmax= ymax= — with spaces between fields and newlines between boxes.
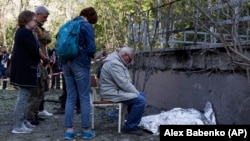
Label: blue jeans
xmin=122 ymin=92 xmax=145 ymax=130
xmin=13 ymin=87 xmax=31 ymax=128
xmin=63 ymin=60 xmax=91 ymax=129
xmin=0 ymin=68 xmax=7 ymax=89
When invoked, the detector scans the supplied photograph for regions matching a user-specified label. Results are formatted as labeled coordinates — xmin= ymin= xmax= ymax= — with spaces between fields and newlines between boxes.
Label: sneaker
xmin=38 ymin=110 xmax=53 ymax=117
xmin=82 ymin=130 xmax=95 ymax=139
xmin=35 ymin=115 xmax=46 ymax=121
xmin=27 ymin=118 xmax=39 ymax=125
xmin=64 ymin=131 xmax=78 ymax=140
xmin=122 ymin=128 xmax=143 ymax=136
xmin=12 ymin=127 xmax=33 ymax=134
xmin=24 ymin=120 xmax=36 ymax=128
xmin=21 ymin=122 xmax=34 ymax=131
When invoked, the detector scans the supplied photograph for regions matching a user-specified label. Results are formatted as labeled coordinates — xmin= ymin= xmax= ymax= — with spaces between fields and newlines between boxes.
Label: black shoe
xmin=54 ymin=107 xmax=65 ymax=114
xmin=28 ymin=118 xmax=39 ymax=125
xmin=37 ymin=116 xmax=45 ymax=121
xmin=122 ymin=128 xmax=144 ymax=136
xmin=76 ymin=108 xmax=80 ymax=114
xmin=35 ymin=115 xmax=45 ymax=121
xmin=58 ymin=96 xmax=62 ymax=101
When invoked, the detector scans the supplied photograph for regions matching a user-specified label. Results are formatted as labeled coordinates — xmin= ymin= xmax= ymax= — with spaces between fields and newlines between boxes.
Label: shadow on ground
xmin=0 ymin=89 xmax=160 ymax=141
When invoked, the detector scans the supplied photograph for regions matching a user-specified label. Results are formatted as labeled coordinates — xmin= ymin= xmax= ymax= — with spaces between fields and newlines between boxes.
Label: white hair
xmin=35 ymin=6 xmax=49 ymax=14
xmin=118 ymin=46 xmax=135 ymax=59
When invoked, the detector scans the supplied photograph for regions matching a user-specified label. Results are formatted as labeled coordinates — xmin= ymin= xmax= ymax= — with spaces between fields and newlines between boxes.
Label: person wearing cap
xmin=62 ymin=7 xmax=98 ymax=140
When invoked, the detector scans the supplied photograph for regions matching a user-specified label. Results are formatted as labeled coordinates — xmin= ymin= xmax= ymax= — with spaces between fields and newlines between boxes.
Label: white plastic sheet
xmin=138 ymin=101 xmax=216 ymax=135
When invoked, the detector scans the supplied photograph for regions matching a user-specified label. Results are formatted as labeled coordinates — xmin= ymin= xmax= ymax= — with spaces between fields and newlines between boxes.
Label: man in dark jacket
xmin=0 ymin=46 xmax=10 ymax=90
xmin=50 ymin=46 xmax=61 ymax=90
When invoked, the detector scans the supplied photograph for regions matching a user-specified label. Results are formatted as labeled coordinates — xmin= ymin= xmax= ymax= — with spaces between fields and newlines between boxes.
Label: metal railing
xmin=128 ymin=0 xmax=250 ymax=50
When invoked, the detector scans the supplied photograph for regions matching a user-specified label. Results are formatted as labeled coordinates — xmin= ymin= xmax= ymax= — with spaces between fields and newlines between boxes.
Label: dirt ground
xmin=0 ymin=88 xmax=161 ymax=141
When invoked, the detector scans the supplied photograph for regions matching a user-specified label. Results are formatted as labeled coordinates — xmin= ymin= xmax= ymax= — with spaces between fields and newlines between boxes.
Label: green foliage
xmin=0 ymin=0 xmax=156 ymax=52
xmin=5 ymin=25 xmax=17 ymax=50
xmin=86 ymin=0 xmax=153 ymax=52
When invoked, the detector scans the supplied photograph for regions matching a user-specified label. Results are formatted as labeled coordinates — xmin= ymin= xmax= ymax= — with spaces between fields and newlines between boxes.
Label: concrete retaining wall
xmin=132 ymin=44 xmax=250 ymax=124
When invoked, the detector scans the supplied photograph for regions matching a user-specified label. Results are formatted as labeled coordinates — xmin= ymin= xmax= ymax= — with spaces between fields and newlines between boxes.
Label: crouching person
xmin=99 ymin=46 xmax=145 ymax=136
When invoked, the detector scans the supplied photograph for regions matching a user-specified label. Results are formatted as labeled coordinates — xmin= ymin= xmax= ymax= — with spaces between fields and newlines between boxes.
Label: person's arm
xmin=80 ymin=23 xmax=96 ymax=57
xmin=94 ymin=52 xmax=102 ymax=62
xmin=39 ymin=48 xmax=50 ymax=64
xmin=109 ymin=62 xmax=139 ymax=94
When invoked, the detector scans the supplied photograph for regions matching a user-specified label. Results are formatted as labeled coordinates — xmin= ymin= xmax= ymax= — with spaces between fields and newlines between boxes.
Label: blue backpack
xmin=56 ymin=19 xmax=83 ymax=60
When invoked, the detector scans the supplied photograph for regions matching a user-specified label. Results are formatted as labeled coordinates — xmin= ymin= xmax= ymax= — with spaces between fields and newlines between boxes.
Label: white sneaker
xmin=12 ymin=127 xmax=33 ymax=134
xmin=38 ymin=110 xmax=53 ymax=117
xmin=22 ymin=122 xmax=34 ymax=131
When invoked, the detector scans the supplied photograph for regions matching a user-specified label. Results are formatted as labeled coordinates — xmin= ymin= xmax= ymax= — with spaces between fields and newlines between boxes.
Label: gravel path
xmin=0 ymin=89 xmax=160 ymax=141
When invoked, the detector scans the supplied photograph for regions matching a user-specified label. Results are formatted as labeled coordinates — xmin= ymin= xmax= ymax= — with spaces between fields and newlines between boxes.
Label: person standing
xmin=31 ymin=6 xmax=53 ymax=119
xmin=34 ymin=6 xmax=53 ymax=117
xmin=26 ymin=6 xmax=53 ymax=126
xmin=0 ymin=46 xmax=10 ymax=90
xmin=94 ymin=45 xmax=107 ymax=61
xmin=50 ymin=46 xmax=61 ymax=90
xmin=54 ymin=74 xmax=81 ymax=114
xmin=46 ymin=47 xmax=53 ymax=89
xmin=94 ymin=45 xmax=107 ymax=79
xmin=61 ymin=7 xmax=98 ymax=140
xmin=99 ymin=46 xmax=146 ymax=136
xmin=10 ymin=10 xmax=49 ymax=134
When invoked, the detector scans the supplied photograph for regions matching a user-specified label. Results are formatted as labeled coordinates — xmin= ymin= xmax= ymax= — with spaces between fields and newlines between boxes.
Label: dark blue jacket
xmin=0 ymin=53 xmax=9 ymax=70
xmin=71 ymin=16 xmax=96 ymax=69
xmin=10 ymin=27 xmax=40 ymax=88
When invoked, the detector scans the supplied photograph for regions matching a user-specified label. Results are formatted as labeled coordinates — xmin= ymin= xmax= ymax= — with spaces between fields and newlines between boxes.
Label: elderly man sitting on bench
xmin=99 ymin=46 xmax=146 ymax=136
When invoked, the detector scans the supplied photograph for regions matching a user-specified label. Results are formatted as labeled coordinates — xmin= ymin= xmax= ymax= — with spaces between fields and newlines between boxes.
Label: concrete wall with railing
xmin=132 ymin=44 xmax=250 ymax=124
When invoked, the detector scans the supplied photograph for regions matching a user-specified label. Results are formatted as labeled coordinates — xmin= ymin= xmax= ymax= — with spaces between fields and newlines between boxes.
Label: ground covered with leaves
xmin=0 ymin=88 xmax=160 ymax=141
